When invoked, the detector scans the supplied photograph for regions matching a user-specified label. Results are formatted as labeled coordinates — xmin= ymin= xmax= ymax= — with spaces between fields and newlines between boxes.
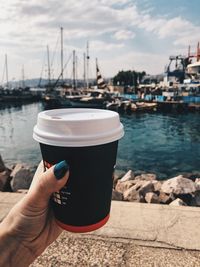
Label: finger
xmin=26 ymin=160 xmax=69 ymax=209
xmin=29 ymin=161 xmax=45 ymax=189
xmin=33 ymin=160 xmax=44 ymax=178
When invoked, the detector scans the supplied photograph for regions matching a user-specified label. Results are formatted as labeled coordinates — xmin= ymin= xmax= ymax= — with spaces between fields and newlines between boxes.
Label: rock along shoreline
xmin=113 ymin=170 xmax=200 ymax=207
xmin=1 ymin=154 xmax=200 ymax=207
xmin=0 ymin=154 xmax=36 ymax=193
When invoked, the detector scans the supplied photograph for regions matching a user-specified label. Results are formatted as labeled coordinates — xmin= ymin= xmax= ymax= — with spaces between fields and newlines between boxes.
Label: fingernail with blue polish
xmin=54 ymin=160 xmax=69 ymax=180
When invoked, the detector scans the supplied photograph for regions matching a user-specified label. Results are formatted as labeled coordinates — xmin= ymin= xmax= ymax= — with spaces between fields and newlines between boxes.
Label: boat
xmin=185 ymin=42 xmax=200 ymax=82
xmin=42 ymin=32 xmax=113 ymax=109
xmin=44 ymin=57 xmax=113 ymax=109
xmin=68 ymin=58 xmax=111 ymax=108
xmin=68 ymin=88 xmax=112 ymax=108
xmin=185 ymin=61 xmax=200 ymax=86
xmin=136 ymin=102 xmax=157 ymax=111
xmin=0 ymin=54 xmax=42 ymax=104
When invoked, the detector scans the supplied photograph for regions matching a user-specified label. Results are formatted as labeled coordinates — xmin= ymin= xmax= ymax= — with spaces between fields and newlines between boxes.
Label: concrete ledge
xmin=1 ymin=193 xmax=200 ymax=250
xmin=0 ymin=192 xmax=25 ymax=221
xmin=91 ymin=201 xmax=200 ymax=250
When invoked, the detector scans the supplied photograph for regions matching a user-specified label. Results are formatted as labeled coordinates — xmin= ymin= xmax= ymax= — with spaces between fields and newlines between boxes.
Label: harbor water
xmin=0 ymin=102 xmax=200 ymax=179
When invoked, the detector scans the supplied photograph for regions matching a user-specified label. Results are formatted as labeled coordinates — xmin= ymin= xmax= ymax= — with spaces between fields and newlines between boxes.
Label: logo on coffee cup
xmin=43 ymin=160 xmax=52 ymax=170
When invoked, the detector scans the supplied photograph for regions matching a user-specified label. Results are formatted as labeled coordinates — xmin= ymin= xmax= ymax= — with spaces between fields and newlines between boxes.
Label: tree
xmin=113 ymin=70 xmax=146 ymax=87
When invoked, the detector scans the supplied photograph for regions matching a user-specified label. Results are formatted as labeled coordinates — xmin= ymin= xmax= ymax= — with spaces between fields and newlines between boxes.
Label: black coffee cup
xmin=33 ymin=108 xmax=124 ymax=232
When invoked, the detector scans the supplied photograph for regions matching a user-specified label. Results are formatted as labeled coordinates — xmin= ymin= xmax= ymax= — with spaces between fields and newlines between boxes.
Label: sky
xmin=0 ymin=0 xmax=200 ymax=82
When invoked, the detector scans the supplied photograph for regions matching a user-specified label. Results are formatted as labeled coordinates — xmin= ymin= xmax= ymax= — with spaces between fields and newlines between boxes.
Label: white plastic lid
xmin=33 ymin=108 xmax=124 ymax=147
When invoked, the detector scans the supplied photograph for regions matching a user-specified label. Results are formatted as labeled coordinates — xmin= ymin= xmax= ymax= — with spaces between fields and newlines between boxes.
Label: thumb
xmin=26 ymin=160 xmax=69 ymax=209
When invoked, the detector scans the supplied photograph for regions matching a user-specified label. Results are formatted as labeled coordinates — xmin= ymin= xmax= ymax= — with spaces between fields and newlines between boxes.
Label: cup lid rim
xmin=33 ymin=108 xmax=124 ymax=147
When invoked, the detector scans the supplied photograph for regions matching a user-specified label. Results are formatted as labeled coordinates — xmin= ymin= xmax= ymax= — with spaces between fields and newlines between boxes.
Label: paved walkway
xmin=31 ymin=233 xmax=200 ymax=267
xmin=1 ymin=192 xmax=200 ymax=266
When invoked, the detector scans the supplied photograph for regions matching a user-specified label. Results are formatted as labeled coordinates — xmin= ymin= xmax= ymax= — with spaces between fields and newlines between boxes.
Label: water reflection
xmin=0 ymin=103 xmax=23 ymax=111
xmin=0 ymin=103 xmax=43 ymax=166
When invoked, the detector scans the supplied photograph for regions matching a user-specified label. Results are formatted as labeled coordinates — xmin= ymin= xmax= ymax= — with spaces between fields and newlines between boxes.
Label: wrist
xmin=0 ymin=221 xmax=35 ymax=267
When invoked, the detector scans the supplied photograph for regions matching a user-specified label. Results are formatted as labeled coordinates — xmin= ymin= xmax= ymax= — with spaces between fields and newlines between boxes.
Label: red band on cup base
xmin=56 ymin=214 xmax=110 ymax=233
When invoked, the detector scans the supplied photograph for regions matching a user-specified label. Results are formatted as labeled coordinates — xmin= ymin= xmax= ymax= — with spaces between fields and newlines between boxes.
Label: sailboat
xmin=0 ymin=56 xmax=36 ymax=103
xmin=44 ymin=55 xmax=112 ymax=109
xmin=67 ymin=58 xmax=112 ymax=108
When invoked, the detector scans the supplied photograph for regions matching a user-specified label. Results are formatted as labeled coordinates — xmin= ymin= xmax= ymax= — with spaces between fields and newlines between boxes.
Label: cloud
xmin=90 ymin=40 xmax=124 ymax=51
xmin=157 ymin=17 xmax=192 ymax=38
xmin=4 ymin=0 xmax=197 ymax=47
xmin=137 ymin=14 xmax=164 ymax=33
xmin=114 ymin=30 xmax=135 ymax=40
xmin=137 ymin=14 xmax=200 ymax=46
xmin=20 ymin=4 xmax=50 ymax=16
xmin=0 ymin=0 xmax=200 ymax=80
xmin=100 ymin=0 xmax=131 ymax=6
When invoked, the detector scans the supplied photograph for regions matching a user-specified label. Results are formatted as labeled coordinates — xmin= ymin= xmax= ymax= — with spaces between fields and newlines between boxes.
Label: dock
xmin=120 ymin=93 xmax=200 ymax=113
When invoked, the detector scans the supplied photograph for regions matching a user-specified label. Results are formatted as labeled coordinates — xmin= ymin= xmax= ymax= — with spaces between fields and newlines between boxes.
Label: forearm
xmin=0 ymin=161 xmax=68 ymax=267
xmin=0 ymin=221 xmax=35 ymax=267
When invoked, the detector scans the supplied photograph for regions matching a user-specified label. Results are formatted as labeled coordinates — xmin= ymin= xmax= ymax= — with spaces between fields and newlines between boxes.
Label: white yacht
xmin=186 ymin=61 xmax=200 ymax=80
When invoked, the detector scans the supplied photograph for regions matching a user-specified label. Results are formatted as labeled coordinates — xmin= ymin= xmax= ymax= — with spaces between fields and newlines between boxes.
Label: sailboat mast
xmin=75 ymin=55 xmax=78 ymax=89
xmin=5 ymin=54 xmax=9 ymax=88
xmin=197 ymin=42 xmax=200 ymax=62
xmin=86 ymin=41 xmax=89 ymax=89
xmin=47 ymin=45 xmax=51 ymax=86
xmin=96 ymin=58 xmax=98 ymax=79
xmin=73 ymin=50 xmax=76 ymax=89
xmin=61 ymin=27 xmax=64 ymax=82
xmin=22 ymin=65 xmax=25 ymax=88
xmin=83 ymin=52 xmax=86 ymax=87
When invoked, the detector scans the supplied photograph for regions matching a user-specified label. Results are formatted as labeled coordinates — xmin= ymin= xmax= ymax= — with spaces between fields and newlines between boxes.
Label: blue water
xmin=118 ymin=113 xmax=200 ymax=178
xmin=0 ymin=103 xmax=43 ymax=166
xmin=0 ymin=103 xmax=200 ymax=179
